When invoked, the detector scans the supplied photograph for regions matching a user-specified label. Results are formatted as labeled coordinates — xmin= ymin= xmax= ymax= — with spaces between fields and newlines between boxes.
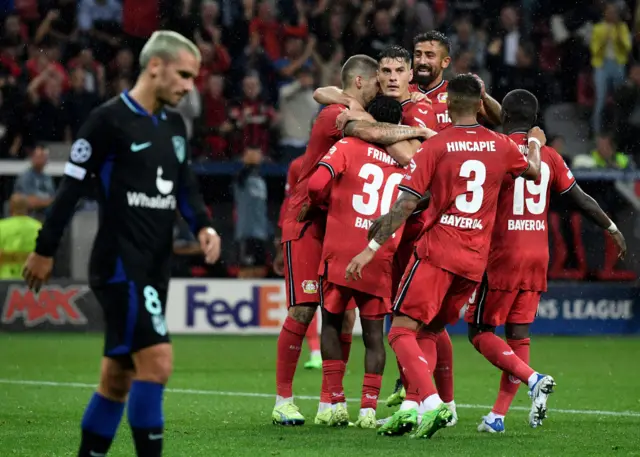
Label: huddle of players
xmin=273 ymin=31 xmax=627 ymax=439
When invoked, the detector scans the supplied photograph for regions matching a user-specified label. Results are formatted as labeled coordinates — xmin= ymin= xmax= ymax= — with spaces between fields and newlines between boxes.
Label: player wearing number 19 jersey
xmin=464 ymin=89 xmax=626 ymax=433
xmin=348 ymin=75 xmax=544 ymax=439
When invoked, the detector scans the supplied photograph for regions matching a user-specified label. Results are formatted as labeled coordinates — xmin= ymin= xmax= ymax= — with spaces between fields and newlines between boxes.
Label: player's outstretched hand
xmin=611 ymin=230 xmax=627 ymax=260
xmin=199 ymin=227 xmax=221 ymax=264
xmin=527 ymin=126 xmax=546 ymax=147
xmin=367 ymin=216 xmax=384 ymax=241
xmin=345 ymin=248 xmax=375 ymax=281
xmin=22 ymin=253 xmax=53 ymax=293
xmin=336 ymin=109 xmax=375 ymax=130
xmin=410 ymin=92 xmax=432 ymax=105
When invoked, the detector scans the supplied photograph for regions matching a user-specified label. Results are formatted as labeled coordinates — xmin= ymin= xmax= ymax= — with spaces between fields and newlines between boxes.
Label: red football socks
xmin=320 ymin=333 xmax=353 ymax=403
xmin=305 ymin=314 xmax=320 ymax=353
xmin=434 ymin=330 xmax=454 ymax=403
xmin=361 ymin=373 xmax=382 ymax=410
xmin=340 ymin=333 xmax=353 ymax=364
xmin=276 ymin=317 xmax=308 ymax=398
xmin=388 ymin=327 xmax=437 ymax=402
xmin=492 ymin=338 xmax=531 ymax=415
xmin=416 ymin=330 xmax=438 ymax=367
xmin=472 ymin=332 xmax=535 ymax=385
xmin=323 ymin=360 xmax=346 ymax=404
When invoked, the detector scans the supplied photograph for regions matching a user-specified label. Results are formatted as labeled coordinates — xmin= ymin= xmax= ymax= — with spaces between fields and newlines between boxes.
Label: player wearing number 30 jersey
xmin=465 ymin=89 xmax=626 ymax=434
xmin=308 ymin=96 xmax=407 ymax=428
xmin=347 ymin=74 xmax=544 ymax=440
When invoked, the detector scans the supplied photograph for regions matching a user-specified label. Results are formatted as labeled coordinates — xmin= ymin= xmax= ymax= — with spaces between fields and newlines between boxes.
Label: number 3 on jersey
xmin=455 ymin=160 xmax=486 ymax=214
xmin=352 ymin=163 xmax=404 ymax=216
xmin=513 ymin=162 xmax=550 ymax=215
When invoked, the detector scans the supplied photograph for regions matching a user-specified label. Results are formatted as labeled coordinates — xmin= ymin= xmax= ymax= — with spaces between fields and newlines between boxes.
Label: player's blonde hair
xmin=139 ymin=31 xmax=201 ymax=68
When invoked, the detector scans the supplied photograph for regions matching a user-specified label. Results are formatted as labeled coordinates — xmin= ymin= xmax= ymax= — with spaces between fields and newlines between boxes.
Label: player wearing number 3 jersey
xmin=465 ymin=89 xmax=627 ymax=434
xmin=347 ymin=74 xmax=544 ymax=440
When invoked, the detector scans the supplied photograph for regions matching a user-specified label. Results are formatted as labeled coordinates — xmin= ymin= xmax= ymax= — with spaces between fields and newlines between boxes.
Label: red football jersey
xmin=409 ymin=80 xmax=450 ymax=129
xmin=282 ymin=104 xmax=345 ymax=242
xmin=487 ymin=132 xmax=576 ymax=292
xmin=401 ymin=99 xmax=438 ymax=129
xmin=278 ymin=155 xmax=305 ymax=229
xmin=399 ymin=124 xmax=530 ymax=282
xmin=315 ymin=138 xmax=406 ymax=298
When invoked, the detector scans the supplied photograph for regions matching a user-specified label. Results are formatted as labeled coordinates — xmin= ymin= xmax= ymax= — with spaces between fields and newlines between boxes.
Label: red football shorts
xmin=283 ymin=233 xmax=322 ymax=306
xmin=391 ymin=241 xmax=414 ymax=298
xmin=393 ymin=255 xmax=478 ymax=328
xmin=321 ymin=279 xmax=389 ymax=320
xmin=465 ymin=287 xmax=541 ymax=327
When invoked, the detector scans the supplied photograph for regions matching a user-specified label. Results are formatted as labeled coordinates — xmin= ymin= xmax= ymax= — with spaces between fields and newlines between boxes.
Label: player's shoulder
xmin=319 ymin=103 xmax=346 ymax=118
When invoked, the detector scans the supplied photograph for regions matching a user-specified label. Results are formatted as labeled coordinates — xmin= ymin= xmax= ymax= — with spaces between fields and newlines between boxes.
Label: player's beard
xmin=413 ymin=65 xmax=441 ymax=88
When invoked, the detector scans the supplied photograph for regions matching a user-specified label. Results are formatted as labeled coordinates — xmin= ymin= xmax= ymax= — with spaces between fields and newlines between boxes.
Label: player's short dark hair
xmin=367 ymin=96 xmax=403 ymax=125
xmin=447 ymin=73 xmax=482 ymax=115
xmin=341 ymin=54 xmax=378 ymax=88
xmin=413 ymin=31 xmax=451 ymax=55
xmin=501 ymin=89 xmax=539 ymax=128
xmin=378 ymin=45 xmax=412 ymax=66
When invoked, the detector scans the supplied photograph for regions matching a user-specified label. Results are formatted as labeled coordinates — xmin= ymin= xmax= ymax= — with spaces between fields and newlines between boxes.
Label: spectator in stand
xmin=12 ymin=145 xmax=55 ymax=221
xmin=355 ymin=3 xmax=401 ymax=58
xmin=274 ymin=34 xmax=315 ymax=88
xmin=121 ymin=0 xmax=159 ymax=62
xmin=34 ymin=0 xmax=79 ymax=47
xmin=107 ymin=47 xmax=134 ymax=82
xmin=27 ymin=68 xmax=67 ymax=142
xmin=311 ymin=11 xmax=346 ymax=87
xmin=277 ymin=66 xmax=318 ymax=163
xmin=26 ymin=42 xmax=69 ymax=90
xmin=194 ymin=0 xmax=227 ymax=49
xmin=233 ymin=145 xmax=270 ymax=278
xmin=486 ymin=4 xmax=523 ymax=100
xmin=77 ymin=0 xmax=123 ymax=63
xmin=0 ymin=73 xmax=23 ymax=158
xmin=444 ymin=49 xmax=475 ymax=79
xmin=194 ymin=39 xmax=231 ymax=91
xmin=449 ymin=15 xmax=486 ymax=73
xmin=249 ymin=0 xmax=308 ymax=62
xmin=590 ymin=2 xmax=632 ymax=134
xmin=64 ymin=67 xmax=101 ymax=140
xmin=592 ymin=133 xmax=634 ymax=170
xmin=199 ymin=73 xmax=232 ymax=159
xmin=67 ymin=46 xmax=106 ymax=98
xmin=614 ymin=62 xmax=640 ymax=159
xmin=229 ymin=71 xmax=277 ymax=157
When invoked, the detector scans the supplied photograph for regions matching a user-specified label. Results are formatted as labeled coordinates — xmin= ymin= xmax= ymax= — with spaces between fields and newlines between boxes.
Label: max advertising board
xmin=165 ymin=279 xmax=364 ymax=335
xmin=0 ymin=281 xmax=103 ymax=332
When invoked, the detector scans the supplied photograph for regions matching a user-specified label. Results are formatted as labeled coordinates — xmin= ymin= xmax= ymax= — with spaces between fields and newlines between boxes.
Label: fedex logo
xmin=186 ymin=285 xmax=285 ymax=329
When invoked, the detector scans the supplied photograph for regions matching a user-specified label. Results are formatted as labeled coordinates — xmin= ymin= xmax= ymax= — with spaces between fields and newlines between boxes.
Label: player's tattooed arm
xmin=565 ymin=184 xmax=627 ymax=259
xmin=344 ymin=121 xmax=429 ymax=146
xmin=480 ymin=93 xmax=502 ymax=126
xmin=373 ymin=192 xmax=419 ymax=245
xmin=367 ymin=191 xmax=429 ymax=241
xmin=385 ymin=139 xmax=424 ymax=167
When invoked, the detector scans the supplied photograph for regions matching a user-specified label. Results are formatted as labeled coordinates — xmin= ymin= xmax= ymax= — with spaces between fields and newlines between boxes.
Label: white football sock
xmin=317 ymin=402 xmax=332 ymax=413
xmin=487 ymin=411 xmax=504 ymax=422
xmin=311 ymin=350 xmax=321 ymax=358
xmin=399 ymin=400 xmax=419 ymax=411
xmin=275 ymin=395 xmax=293 ymax=407
xmin=419 ymin=394 xmax=443 ymax=413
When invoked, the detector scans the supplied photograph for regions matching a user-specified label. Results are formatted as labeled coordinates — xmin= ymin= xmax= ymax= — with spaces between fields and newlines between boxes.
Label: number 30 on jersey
xmin=352 ymin=163 xmax=404 ymax=216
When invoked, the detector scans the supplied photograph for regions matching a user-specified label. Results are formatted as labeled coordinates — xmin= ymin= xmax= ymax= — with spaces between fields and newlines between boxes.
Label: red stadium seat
xmin=548 ymin=212 xmax=588 ymax=280
xmin=594 ymin=233 xmax=637 ymax=281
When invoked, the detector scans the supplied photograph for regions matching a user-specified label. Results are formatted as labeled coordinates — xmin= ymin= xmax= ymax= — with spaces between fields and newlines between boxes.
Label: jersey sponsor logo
xmin=172 ymin=136 xmax=186 ymax=163
xmin=185 ymin=284 xmax=284 ymax=329
xmin=70 ymin=139 xmax=92 ymax=163
xmin=508 ymin=219 xmax=546 ymax=231
xmin=1 ymin=285 xmax=89 ymax=327
xmin=439 ymin=214 xmax=483 ymax=230
xmin=437 ymin=111 xmax=450 ymax=124
xmin=130 ymin=141 xmax=152 ymax=152
xmin=446 ymin=141 xmax=496 ymax=153
xmin=126 ymin=167 xmax=176 ymax=210
xmin=301 ymin=280 xmax=318 ymax=294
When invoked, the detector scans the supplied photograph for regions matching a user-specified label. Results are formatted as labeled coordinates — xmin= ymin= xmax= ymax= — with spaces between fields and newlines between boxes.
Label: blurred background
xmin=0 ymin=0 xmax=638 ymax=285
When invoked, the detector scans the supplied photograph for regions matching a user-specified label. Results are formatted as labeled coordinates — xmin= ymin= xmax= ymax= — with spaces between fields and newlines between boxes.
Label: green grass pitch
xmin=1 ymin=334 xmax=640 ymax=456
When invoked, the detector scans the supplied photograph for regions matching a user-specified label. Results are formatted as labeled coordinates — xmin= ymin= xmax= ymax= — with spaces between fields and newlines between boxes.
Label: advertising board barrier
xmin=1 ymin=279 xmax=638 ymax=336
xmin=0 ymin=280 xmax=102 ymax=332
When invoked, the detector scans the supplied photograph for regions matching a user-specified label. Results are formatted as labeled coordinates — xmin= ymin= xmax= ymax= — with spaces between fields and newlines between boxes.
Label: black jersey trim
xmin=398 ymin=185 xmax=422 ymax=199
xmin=559 ymin=180 xmax=577 ymax=195
xmin=318 ymin=161 xmax=335 ymax=178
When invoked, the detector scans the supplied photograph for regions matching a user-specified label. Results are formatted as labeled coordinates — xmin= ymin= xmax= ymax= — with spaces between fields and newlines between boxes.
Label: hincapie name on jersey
xmin=446 ymin=141 xmax=496 ymax=153
xmin=367 ymin=147 xmax=397 ymax=166
xmin=439 ymin=214 xmax=484 ymax=230
xmin=508 ymin=219 xmax=546 ymax=231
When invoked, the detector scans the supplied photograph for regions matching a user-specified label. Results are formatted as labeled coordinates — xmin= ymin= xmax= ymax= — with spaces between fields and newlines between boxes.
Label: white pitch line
xmin=1 ymin=378 xmax=639 ymax=418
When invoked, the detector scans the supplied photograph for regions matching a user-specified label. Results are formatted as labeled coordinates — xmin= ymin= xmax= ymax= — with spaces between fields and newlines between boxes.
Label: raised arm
xmin=565 ymin=184 xmax=626 ymax=259
xmin=344 ymin=121 xmax=429 ymax=147
xmin=313 ymin=86 xmax=365 ymax=111
xmin=480 ymin=92 xmax=502 ymax=126
xmin=521 ymin=127 xmax=545 ymax=180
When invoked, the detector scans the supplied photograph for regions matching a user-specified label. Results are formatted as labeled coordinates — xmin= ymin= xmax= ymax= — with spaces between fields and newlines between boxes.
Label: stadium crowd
xmin=0 ymin=0 xmax=638 ymax=278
